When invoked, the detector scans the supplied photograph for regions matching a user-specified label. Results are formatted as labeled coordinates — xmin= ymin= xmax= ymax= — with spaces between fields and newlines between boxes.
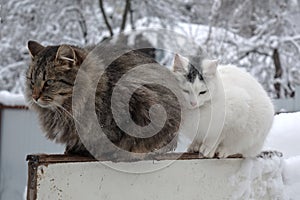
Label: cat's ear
xmin=55 ymin=45 xmax=85 ymax=67
xmin=28 ymin=41 xmax=45 ymax=58
xmin=202 ymin=59 xmax=219 ymax=77
xmin=55 ymin=45 xmax=77 ymax=65
xmin=173 ymin=54 xmax=189 ymax=73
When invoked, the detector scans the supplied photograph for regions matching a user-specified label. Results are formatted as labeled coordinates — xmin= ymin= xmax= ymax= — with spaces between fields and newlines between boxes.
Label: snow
xmin=264 ymin=112 xmax=300 ymax=200
xmin=0 ymin=90 xmax=25 ymax=106
xmin=283 ymin=156 xmax=300 ymax=199
xmin=230 ymin=156 xmax=287 ymax=200
xmin=264 ymin=112 xmax=300 ymax=158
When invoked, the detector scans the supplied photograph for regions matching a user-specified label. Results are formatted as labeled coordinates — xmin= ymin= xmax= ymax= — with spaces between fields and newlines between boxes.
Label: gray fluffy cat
xmin=25 ymin=41 xmax=181 ymax=158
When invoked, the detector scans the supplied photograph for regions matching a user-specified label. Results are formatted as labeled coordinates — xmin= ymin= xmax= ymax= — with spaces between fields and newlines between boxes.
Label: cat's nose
xmin=32 ymin=94 xmax=40 ymax=101
xmin=190 ymin=101 xmax=197 ymax=107
xmin=32 ymin=88 xmax=41 ymax=101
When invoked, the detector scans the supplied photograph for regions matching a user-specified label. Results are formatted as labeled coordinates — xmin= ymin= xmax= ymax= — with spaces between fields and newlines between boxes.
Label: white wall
xmin=0 ymin=109 xmax=64 ymax=200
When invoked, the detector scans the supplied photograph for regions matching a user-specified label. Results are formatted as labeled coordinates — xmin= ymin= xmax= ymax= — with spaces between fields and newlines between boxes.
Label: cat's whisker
xmin=53 ymin=103 xmax=73 ymax=118
xmin=52 ymin=102 xmax=82 ymax=126
xmin=26 ymin=99 xmax=35 ymax=107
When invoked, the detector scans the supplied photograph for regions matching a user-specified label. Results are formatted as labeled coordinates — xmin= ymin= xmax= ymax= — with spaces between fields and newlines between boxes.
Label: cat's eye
xmin=45 ymin=79 xmax=55 ymax=86
xmin=183 ymin=89 xmax=190 ymax=94
xmin=199 ymin=91 xmax=207 ymax=95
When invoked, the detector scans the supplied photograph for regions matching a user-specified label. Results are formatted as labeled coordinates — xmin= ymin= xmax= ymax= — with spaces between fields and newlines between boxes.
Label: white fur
xmin=174 ymin=58 xmax=274 ymax=158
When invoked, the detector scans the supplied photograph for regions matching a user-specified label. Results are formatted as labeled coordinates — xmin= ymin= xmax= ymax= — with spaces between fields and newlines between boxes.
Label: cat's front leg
xmin=199 ymin=138 xmax=220 ymax=158
xmin=187 ymin=139 xmax=202 ymax=153
xmin=187 ymin=139 xmax=217 ymax=158
xmin=214 ymin=144 xmax=231 ymax=158
xmin=199 ymin=144 xmax=215 ymax=157
xmin=199 ymin=120 xmax=224 ymax=157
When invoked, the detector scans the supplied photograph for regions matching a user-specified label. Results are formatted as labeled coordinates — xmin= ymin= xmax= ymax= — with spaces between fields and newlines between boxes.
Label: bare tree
xmin=99 ymin=0 xmax=114 ymax=36
xmin=120 ymin=0 xmax=130 ymax=33
xmin=204 ymin=0 xmax=221 ymax=46
xmin=129 ymin=0 xmax=135 ymax=30
xmin=273 ymin=48 xmax=282 ymax=98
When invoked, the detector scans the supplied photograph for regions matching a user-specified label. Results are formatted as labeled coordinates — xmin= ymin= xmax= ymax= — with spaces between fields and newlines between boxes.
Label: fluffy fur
xmin=25 ymin=41 xmax=181 ymax=158
xmin=173 ymin=54 xmax=274 ymax=158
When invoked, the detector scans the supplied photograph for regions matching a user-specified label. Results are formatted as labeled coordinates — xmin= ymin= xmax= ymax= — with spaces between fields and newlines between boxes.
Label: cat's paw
xmin=187 ymin=144 xmax=200 ymax=153
xmin=187 ymin=141 xmax=202 ymax=153
xmin=215 ymin=146 xmax=244 ymax=158
xmin=215 ymin=145 xmax=231 ymax=158
xmin=199 ymin=143 xmax=215 ymax=158
xmin=215 ymin=151 xmax=230 ymax=158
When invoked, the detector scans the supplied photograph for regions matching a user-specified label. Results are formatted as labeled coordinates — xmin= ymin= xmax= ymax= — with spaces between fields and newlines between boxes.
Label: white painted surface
xmin=0 ymin=109 xmax=64 ymax=200
xmin=35 ymin=157 xmax=286 ymax=200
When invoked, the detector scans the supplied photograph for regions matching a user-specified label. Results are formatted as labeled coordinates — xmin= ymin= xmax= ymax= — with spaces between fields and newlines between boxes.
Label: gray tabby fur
xmin=25 ymin=41 xmax=181 ymax=159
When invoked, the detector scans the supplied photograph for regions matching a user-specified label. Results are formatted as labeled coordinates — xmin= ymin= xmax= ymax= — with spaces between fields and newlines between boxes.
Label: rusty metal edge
xmin=0 ymin=107 xmax=2 ymax=152
xmin=24 ymin=153 xmax=246 ymax=165
xmin=27 ymin=157 xmax=38 ymax=200
xmin=0 ymin=107 xmax=2 ymax=188
xmin=0 ymin=104 xmax=28 ymax=110
xmin=25 ymin=153 xmax=213 ymax=165
xmin=26 ymin=154 xmax=97 ymax=164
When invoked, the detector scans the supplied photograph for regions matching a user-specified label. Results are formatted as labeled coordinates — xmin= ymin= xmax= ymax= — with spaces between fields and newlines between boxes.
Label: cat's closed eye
xmin=199 ymin=91 xmax=207 ymax=95
xmin=183 ymin=89 xmax=190 ymax=94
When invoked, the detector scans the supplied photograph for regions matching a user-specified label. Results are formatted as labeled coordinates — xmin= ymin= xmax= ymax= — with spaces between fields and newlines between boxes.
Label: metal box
xmin=26 ymin=153 xmax=285 ymax=200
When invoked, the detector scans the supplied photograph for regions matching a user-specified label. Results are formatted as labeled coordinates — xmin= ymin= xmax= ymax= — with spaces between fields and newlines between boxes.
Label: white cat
xmin=173 ymin=54 xmax=274 ymax=158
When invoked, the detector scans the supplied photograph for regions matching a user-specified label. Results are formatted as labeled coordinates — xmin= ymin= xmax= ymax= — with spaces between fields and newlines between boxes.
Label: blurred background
xmin=1 ymin=0 xmax=300 ymax=199
xmin=1 ymin=0 xmax=300 ymax=97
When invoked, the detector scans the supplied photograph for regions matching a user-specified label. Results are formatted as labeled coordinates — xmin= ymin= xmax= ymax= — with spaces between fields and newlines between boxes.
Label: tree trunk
xmin=120 ymin=0 xmax=131 ymax=33
xmin=129 ymin=1 xmax=135 ymax=30
xmin=273 ymin=48 xmax=282 ymax=98
xmin=99 ymin=0 xmax=114 ymax=37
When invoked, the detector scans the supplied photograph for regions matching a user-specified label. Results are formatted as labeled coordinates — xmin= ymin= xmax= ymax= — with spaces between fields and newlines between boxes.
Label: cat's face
xmin=25 ymin=41 xmax=85 ymax=109
xmin=172 ymin=54 xmax=218 ymax=109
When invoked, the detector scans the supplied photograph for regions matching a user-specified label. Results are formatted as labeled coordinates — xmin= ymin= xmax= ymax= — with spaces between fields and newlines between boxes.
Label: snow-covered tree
xmin=0 ymin=0 xmax=299 ymax=98
xmin=0 ymin=0 xmax=106 ymax=93
xmin=202 ymin=0 xmax=300 ymax=97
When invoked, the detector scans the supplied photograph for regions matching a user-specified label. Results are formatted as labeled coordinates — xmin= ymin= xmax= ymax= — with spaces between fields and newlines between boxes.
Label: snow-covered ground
xmin=264 ymin=112 xmax=300 ymax=200
xmin=264 ymin=112 xmax=300 ymax=158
